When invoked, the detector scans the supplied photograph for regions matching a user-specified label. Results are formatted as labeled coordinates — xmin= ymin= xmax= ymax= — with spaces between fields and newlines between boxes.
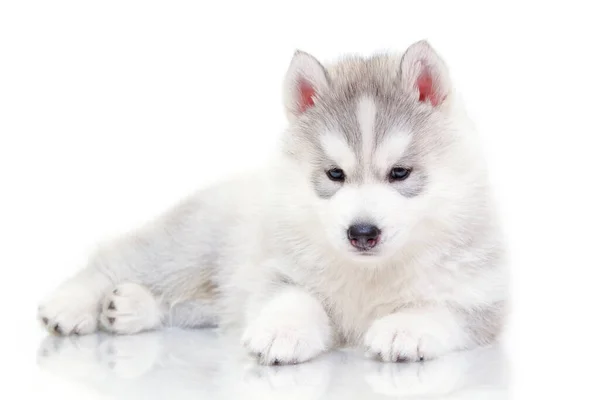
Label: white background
xmin=1 ymin=1 xmax=599 ymax=398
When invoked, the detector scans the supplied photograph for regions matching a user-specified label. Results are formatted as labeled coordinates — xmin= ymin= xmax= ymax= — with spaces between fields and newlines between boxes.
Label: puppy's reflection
xmin=361 ymin=345 xmax=509 ymax=399
xmin=38 ymin=330 xmax=509 ymax=399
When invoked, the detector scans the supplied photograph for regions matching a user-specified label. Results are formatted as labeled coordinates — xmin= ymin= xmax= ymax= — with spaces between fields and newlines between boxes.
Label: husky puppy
xmin=38 ymin=40 xmax=508 ymax=365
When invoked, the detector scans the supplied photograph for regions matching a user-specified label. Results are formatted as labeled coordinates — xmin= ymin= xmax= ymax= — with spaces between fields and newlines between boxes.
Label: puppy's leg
xmin=37 ymin=237 xmax=155 ymax=336
xmin=99 ymin=283 xmax=165 ymax=334
xmin=98 ymin=282 xmax=218 ymax=334
xmin=242 ymin=287 xmax=332 ymax=365
xmin=363 ymin=303 xmax=505 ymax=362
xmin=37 ymin=264 xmax=112 ymax=335
xmin=38 ymin=192 xmax=221 ymax=336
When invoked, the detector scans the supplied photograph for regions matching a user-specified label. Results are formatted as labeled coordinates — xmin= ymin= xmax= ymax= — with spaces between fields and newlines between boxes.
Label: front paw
xmin=364 ymin=312 xmax=450 ymax=362
xmin=242 ymin=314 xmax=330 ymax=365
xmin=38 ymin=286 xmax=99 ymax=336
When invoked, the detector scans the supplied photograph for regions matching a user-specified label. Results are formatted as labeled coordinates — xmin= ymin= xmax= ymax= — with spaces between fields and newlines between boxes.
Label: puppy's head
xmin=278 ymin=41 xmax=484 ymax=263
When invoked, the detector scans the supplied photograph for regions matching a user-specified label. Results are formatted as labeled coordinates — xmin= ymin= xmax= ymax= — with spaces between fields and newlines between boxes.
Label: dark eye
xmin=389 ymin=167 xmax=411 ymax=182
xmin=326 ymin=168 xmax=345 ymax=182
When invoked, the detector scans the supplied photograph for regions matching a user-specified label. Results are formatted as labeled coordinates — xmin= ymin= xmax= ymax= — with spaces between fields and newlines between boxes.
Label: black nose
xmin=347 ymin=223 xmax=381 ymax=250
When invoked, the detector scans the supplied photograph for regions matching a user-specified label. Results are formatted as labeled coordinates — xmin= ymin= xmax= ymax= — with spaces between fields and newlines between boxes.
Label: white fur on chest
xmin=290 ymin=252 xmax=500 ymax=345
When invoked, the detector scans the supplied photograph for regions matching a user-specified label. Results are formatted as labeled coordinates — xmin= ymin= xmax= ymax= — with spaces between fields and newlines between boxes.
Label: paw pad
xmin=99 ymin=283 xmax=161 ymax=334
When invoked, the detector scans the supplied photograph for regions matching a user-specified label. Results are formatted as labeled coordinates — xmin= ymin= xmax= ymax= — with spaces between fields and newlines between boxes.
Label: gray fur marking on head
xmin=288 ymin=53 xmax=447 ymax=199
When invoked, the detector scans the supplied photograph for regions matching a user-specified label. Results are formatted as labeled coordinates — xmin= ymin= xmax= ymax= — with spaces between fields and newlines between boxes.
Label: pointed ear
xmin=400 ymin=40 xmax=451 ymax=107
xmin=283 ymin=50 xmax=329 ymax=121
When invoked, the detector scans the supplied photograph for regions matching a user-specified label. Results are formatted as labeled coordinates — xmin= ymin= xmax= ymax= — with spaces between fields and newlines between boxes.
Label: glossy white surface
xmin=35 ymin=328 xmax=509 ymax=399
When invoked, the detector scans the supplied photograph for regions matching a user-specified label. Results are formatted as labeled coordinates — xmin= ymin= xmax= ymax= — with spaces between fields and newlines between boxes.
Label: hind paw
xmin=38 ymin=285 xmax=99 ymax=336
xmin=100 ymin=283 xmax=163 ymax=334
